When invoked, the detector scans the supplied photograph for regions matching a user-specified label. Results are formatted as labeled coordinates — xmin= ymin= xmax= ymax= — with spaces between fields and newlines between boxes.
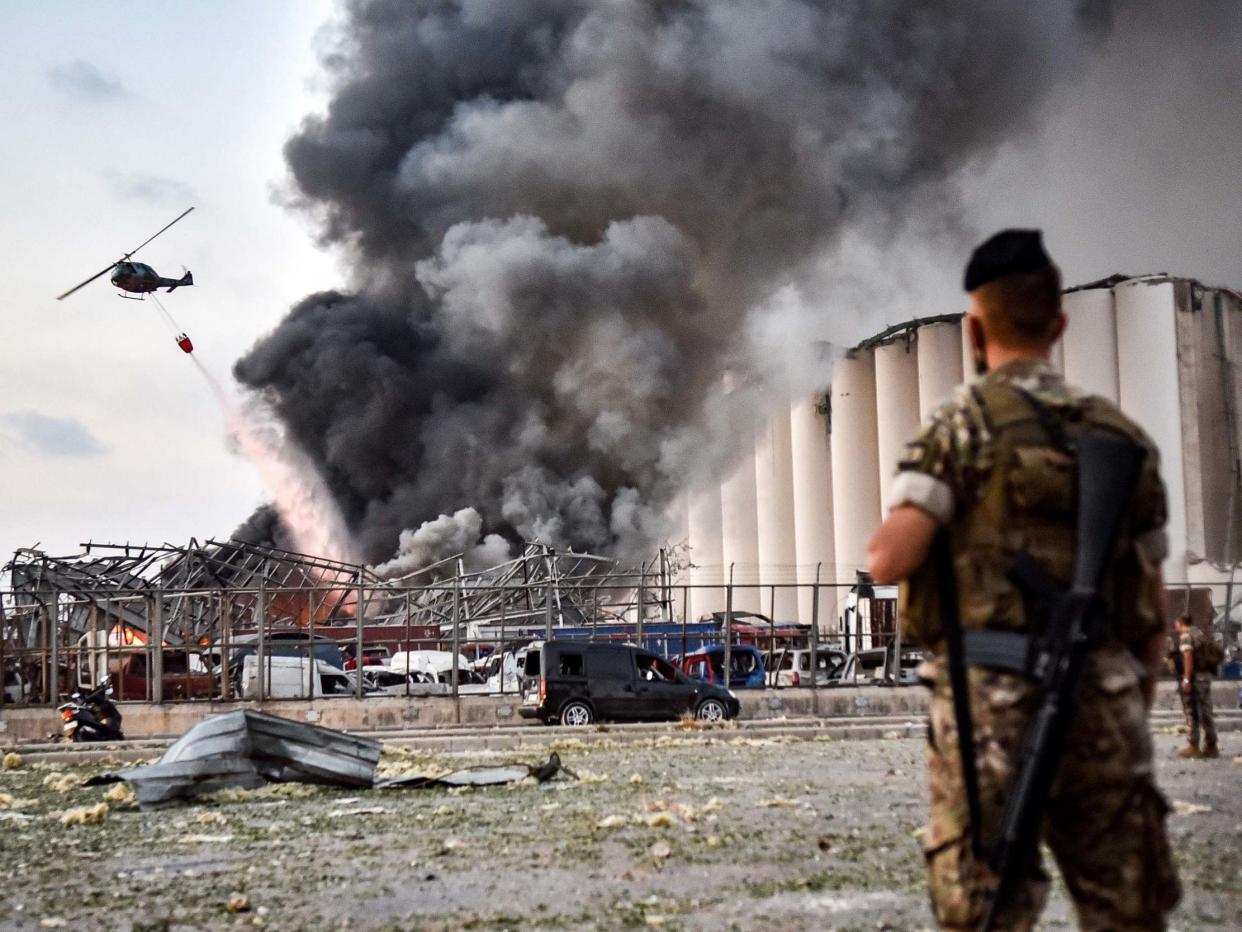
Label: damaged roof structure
xmin=2 ymin=538 xmax=680 ymax=655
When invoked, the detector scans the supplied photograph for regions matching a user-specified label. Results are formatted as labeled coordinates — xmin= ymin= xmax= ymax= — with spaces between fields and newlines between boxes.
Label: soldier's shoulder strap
xmin=971 ymin=380 xmax=1073 ymax=453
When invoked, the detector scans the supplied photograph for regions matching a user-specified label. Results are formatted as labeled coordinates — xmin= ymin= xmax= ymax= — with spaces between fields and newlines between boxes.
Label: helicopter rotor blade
xmin=123 ymin=206 xmax=195 ymax=259
xmin=56 ymin=261 xmax=122 ymax=301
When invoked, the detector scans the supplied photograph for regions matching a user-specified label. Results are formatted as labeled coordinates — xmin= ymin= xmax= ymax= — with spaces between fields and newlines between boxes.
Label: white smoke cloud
xmin=372 ymin=506 xmax=511 ymax=578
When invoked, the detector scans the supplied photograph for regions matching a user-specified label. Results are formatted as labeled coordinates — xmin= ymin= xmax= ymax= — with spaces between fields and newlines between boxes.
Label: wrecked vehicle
xmin=75 ymin=628 xmax=216 ymax=701
xmin=676 ymin=645 xmax=767 ymax=689
xmin=833 ymin=646 xmax=925 ymax=686
xmin=389 ymin=651 xmax=489 ymax=693
xmin=360 ymin=666 xmax=449 ymax=696
xmin=520 ymin=639 xmax=739 ymax=726
xmin=767 ymin=647 xmax=847 ymax=688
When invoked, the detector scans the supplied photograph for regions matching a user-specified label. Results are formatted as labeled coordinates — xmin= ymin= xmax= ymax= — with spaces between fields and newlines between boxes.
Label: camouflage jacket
xmin=892 ymin=357 xmax=1169 ymax=655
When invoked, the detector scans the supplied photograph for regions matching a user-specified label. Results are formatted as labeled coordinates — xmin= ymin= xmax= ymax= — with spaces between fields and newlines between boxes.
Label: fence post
xmin=724 ymin=564 xmax=734 ymax=692
xmin=545 ymin=575 xmax=554 ymax=640
xmin=48 ymin=599 xmax=58 ymax=706
xmin=452 ymin=576 xmax=462 ymax=723
xmin=404 ymin=589 xmax=412 ymax=699
xmin=307 ymin=590 xmax=318 ymax=699
xmin=151 ymin=594 xmax=164 ymax=705
xmin=220 ymin=593 xmax=230 ymax=701
xmin=810 ymin=564 xmax=821 ymax=716
xmin=256 ymin=571 xmax=267 ymax=703
xmin=498 ymin=593 xmax=507 ymax=694
xmin=768 ymin=586 xmax=776 ymax=687
xmin=637 ymin=565 xmax=646 ymax=649
xmin=892 ymin=584 xmax=902 ymax=686
xmin=681 ymin=585 xmax=688 ymax=659
xmin=355 ymin=571 xmax=365 ymax=701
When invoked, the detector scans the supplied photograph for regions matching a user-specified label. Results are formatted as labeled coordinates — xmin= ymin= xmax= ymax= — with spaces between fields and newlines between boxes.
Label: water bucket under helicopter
xmin=176 ymin=333 xmax=194 ymax=354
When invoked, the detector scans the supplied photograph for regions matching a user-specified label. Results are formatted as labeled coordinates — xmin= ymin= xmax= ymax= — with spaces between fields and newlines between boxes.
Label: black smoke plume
xmin=233 ymin=0 xmax=1156 ymax=567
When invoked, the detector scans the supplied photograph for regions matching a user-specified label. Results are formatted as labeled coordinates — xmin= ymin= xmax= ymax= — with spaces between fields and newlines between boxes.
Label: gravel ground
xmin=0 ymin=728 xmax=1238 ymax=931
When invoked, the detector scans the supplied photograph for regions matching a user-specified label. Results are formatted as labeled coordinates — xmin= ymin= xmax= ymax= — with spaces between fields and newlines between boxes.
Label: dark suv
xmin=519 ymin=640 xmax=740 ymax=726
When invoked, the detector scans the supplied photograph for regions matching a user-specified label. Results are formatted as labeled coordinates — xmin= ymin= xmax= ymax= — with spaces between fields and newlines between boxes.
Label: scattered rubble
xmin=3 ymin=752 xmax=23 ymax=770
xmin=42 ymin=773 xmax=79 ymax=794
xmin=85 ymin=710 xmax=382 ymax=809
xmin=102 ymin=783 xmax=135 ymax=806
xmin=58 ymin=802 xmax=108 ymax=826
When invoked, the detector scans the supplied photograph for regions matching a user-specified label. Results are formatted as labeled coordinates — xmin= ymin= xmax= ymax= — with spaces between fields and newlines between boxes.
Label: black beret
xmin=963 ymin=229 xmax=1052 ymax=292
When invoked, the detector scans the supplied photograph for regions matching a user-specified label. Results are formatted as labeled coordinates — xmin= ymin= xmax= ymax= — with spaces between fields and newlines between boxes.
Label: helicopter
xmin=57 ymin=207 xmax=195 ymax=302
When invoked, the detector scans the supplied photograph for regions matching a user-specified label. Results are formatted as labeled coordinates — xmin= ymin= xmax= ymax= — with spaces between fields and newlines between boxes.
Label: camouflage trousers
xmin=922 ymin=646 xmax=1181 ymax=931
xmin=1179 ymin=673 xmax=1217 ymax=748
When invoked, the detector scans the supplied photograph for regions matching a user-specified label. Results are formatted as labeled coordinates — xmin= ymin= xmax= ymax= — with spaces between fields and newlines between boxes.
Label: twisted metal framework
xmin=1 ymin=538 xmax=666 ymax=652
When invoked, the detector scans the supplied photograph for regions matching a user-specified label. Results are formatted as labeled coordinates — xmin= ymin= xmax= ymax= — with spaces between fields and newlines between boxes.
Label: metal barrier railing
xmin=2 ymin=578 xmax=1235 ymax=709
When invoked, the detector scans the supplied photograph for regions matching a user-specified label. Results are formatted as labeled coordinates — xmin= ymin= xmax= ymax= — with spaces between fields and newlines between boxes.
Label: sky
xmin=1 ymin=2 xmax=1240 ymax=566
xmin=0 ymin=2 xmax=339 ymax=559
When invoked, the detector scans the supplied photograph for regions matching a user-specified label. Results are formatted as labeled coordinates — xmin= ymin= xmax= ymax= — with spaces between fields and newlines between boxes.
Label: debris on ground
xmin=102 ymin=783 xmax=135 ymax=806
xmin=42 ymin=773 xmax=79 ymax=793
xmin=178 ymin=833 xmax=235 ymax=844
xmin=597 ymin=814 xmax=628 ymax=829
xmin=226 ymin=893 xmax=251 ymax=913
xmin=648 ymin=840 xmax=672 ymax=861
xmin=756 ymin=795 xmax=801 ymax=808
xmin=3 ymin=752 xmax=23 ymax=770
xmin=1171 ymin=800 xmax=1214 ymax=816
xmin=377 ymin=751 xmax=574 ymax=789
xmin=0 ymin=792 xmax=37 ymax=810
xmin=58 ymin=802 xmax=108 ymax=826
xmin=84 ymin=710 xmax=382 ymax=809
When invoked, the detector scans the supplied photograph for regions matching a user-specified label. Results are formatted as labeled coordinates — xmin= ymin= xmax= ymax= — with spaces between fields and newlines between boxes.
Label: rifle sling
xmin=962 ymin=630 xmax=1036 ymax=677
xmin=932 ymin=530 xmax=985 ymax=858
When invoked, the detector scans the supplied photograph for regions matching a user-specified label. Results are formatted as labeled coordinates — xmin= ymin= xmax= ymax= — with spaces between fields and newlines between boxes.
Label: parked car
xmin=767 ymin=647 xmax=847 ymax=688
xmin=389 ymin=651 xmax=491 ymax=693
xmin=520 ymin=639 xmax=740 ymax=725
xmin=212 ymin=632 xmax=352 ymax=696
xmin=361 ymin=666 xmax=449 ymax=696
xmin=834 ymin=646 xmax=925 ymax=686
xmin=676 ymin=645 xmax=766 ymax=689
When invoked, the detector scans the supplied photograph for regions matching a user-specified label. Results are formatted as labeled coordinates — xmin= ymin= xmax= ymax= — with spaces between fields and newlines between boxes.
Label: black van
xmin=519 ymin=640 xmax=740 ymax=726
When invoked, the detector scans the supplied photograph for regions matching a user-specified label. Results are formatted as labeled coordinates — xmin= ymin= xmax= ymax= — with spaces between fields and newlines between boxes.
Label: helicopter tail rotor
xmin=166 ymin=270 xmax=194 ymax=293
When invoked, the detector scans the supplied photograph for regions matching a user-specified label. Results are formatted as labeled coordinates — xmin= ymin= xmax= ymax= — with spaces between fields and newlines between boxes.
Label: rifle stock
xmin=979 ymin=431 xmax=1145 ymax=931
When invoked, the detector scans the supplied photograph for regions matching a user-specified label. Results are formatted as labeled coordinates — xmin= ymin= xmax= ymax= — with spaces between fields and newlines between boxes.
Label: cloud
xmin=47 ymin=60 xmax=131 ymax=102
xmin=0 ymin=411 xmax=107 ymax=458
xmin=104 ymin=170 xmax=198 ymax=206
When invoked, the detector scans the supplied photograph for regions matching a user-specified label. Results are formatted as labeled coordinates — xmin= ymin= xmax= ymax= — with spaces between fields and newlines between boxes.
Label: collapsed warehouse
xmin=0 ymin=533 xmax=892 ymax=708
xmin=0 ymin=539 xmax=679 ymax=704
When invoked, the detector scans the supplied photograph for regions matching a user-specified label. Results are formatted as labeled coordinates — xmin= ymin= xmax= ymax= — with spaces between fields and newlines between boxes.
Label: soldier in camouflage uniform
xmin=867 ymin=230 xmax=1181 ymax=930
xmin=1174 ymin=614 xmax=1218 ymax=758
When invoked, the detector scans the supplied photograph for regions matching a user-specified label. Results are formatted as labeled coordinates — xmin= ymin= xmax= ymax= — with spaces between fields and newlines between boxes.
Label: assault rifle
xmin=978 ymin=429 xmax=1145 ymax=930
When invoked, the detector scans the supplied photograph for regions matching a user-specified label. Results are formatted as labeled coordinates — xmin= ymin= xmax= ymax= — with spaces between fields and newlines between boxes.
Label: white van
xmin=240 ymin=654 xmax=324 ymax=699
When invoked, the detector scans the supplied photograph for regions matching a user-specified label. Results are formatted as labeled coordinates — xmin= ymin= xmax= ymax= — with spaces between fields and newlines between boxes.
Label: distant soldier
xmin=867 ymin=229 xmax=1181 ymax=930
xmin=1174 ymin=614 xmax=1219 ymax=758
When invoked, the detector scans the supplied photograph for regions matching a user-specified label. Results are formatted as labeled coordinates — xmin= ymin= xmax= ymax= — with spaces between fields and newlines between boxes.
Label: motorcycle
xmin=58 ymin=677 xmax=125 ymax=742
